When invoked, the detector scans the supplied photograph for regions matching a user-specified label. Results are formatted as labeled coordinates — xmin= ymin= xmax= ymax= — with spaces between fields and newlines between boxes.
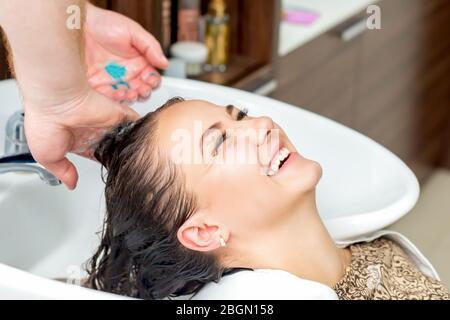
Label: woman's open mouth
xmin=267 ymin=147 xmax=291 ymax=176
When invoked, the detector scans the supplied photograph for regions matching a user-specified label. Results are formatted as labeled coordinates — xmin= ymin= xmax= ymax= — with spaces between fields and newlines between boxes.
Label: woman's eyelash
xmin=237 ymin=107 xmax=249 ymax=120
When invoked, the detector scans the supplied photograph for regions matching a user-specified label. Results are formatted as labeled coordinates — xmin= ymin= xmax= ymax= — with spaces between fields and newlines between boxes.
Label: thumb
xmin=43 ymin=157 xmax=79 ymax=190
xmin=130 ymin=23 xmax=169 ymax=70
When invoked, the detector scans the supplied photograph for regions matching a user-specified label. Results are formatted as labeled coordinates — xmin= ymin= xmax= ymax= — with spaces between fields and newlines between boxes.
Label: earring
xmin=219 ymin=237 xmax=226 ymax=247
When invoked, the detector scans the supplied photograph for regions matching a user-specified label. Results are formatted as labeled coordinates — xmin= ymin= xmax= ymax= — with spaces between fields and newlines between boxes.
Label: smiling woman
xmin=86 ymin=97 xmax=449 ymax=300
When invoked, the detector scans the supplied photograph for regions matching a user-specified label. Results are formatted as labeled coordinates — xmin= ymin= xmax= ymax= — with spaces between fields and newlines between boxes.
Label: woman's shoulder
xmin=336 ymin=230 xmax=440 ymax=281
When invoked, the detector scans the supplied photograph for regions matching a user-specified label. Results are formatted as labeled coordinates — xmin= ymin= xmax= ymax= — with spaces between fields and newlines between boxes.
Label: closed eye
xmin=212 ymin=106 xmax=249 ymax=155
xmin=213 ymin=132 xmax=228 ymax=156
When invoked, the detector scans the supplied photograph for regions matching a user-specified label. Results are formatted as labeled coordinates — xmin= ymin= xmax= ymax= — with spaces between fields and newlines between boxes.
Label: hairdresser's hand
xmin=85 ymin=3 xmax=168 ymax=103
xmin=24 ymin=87 xmax=139 ymax=190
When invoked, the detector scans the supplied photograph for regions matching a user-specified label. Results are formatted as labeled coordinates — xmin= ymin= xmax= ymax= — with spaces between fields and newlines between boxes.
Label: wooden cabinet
xmin=355 ymin=0 xmax=450 ymax=181
xmin=272 ymin=0 xmax=450 ymax=183
xmin=0 ymin=0 xmax=280 ymax=91
xmin=272 ymin=25 xmax=361 ymax=127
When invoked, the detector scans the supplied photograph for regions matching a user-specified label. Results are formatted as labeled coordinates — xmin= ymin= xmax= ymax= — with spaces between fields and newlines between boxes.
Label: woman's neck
xmin=231 ymin=192 xmax=351 ymax=287
xmin=278 ymin=205 xmax=351 ymax=287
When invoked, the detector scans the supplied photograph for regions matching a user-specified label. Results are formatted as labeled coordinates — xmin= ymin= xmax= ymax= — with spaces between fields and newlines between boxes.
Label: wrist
xmin=23 ymin=82 xmax=92 ymax=116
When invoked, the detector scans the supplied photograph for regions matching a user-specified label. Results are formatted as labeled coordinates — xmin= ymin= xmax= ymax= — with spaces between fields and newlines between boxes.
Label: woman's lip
xmin=264 ymin=151 xmax=298 ymax=177
xmin=276 ymin=152 xmax=299 ymax=175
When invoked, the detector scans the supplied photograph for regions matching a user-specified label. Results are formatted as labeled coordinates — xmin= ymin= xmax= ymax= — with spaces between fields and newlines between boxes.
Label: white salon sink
xmin=0 ymin=78 xmax=419 ymax=299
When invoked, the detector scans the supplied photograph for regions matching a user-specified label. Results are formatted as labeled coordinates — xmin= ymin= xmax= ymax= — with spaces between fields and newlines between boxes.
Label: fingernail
xmin=143 ymin=89 xmax=152 ymax=98
xmin=142 ymin=71 xmax=159 ymax=81
xmin=152 ymin=77 xmax=161 ymax=87
xmin=138 ymin=92 xmax=151 ymax=102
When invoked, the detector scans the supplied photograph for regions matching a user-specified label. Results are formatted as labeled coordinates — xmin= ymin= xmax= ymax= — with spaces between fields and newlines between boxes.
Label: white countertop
xmin=279 ymin=0 xmax=379 ymax=56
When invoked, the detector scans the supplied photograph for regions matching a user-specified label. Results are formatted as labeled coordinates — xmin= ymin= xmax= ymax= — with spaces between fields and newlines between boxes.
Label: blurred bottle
xmin=204 ymin=0 xmax=230 ymax=72
xmin=161 ymin=0 xmax=172 ymax=54
xmin=178 ymin=0 xmax=201 ymax=41
xmin=170 ymin=41 xmax=209 ymax=77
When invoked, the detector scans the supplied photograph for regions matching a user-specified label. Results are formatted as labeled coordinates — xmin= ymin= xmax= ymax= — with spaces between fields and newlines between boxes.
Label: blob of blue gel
xmin=105 ymin=62 xmax=127 ymax=80
xmin=105 ymin=62 xmax=130 ymax=90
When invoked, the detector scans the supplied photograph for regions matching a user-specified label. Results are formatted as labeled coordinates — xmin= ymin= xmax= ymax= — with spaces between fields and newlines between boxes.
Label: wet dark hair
xmin=86 ymin=97 xmax=227 ymax=299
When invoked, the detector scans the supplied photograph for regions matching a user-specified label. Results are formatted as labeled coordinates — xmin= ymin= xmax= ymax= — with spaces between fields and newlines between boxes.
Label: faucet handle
xmin=5 ymin=110 xmax=30 ymax=156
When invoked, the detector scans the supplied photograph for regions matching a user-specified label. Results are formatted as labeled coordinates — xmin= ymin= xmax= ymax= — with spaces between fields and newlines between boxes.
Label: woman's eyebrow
xmin=199 ymin=105 xmax=236 ymax=157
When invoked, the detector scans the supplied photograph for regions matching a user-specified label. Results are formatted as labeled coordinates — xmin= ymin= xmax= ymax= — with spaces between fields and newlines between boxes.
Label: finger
xmin=120 ymin=104 xmax=140 ymax=121
xmin=140 ymin=66 xmax=161 ymax=88
xmin=112 ymin=89 xmax=127 ymax=100
xmin=123 ymin=78 xmax=142 ymax=102
xmin=148 ymin=75 xmax=161 ymax=89
xmin=125 ymin=90 xmax=138 ymax=103
xmin=138 ymin=83 xmax=152 ymax=100
xmin=74 ymin=146 xmax=97 ymax=162
xmin=128 ymin=77 xmax=142 ymax=89
xmin=130 ymin=22 xmax=169 ymax=70
xmin=43 ymin=158 xmax=79 ymax=190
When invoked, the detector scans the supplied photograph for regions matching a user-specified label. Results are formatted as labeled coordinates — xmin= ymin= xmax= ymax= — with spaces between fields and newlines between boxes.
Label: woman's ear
xmin=177 ymin=215 xmax=228 ymax=252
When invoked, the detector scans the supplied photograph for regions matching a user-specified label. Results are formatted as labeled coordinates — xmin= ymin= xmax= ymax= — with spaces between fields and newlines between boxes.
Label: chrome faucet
xmin=0 ymin=111 xmax=61 ymax=186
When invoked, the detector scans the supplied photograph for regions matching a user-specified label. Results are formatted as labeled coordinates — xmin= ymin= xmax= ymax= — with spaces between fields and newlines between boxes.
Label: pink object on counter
xmin=283 ymin=9 xmax=320 ymax=25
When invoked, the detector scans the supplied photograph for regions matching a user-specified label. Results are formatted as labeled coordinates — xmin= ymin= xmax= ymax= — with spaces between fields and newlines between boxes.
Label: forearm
xmin=0 ymin=0 xmax=88 ymax=108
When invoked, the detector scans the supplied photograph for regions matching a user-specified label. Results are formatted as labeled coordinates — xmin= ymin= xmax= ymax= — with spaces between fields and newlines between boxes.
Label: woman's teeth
xmin=267 ymin=147 xmax=290 ymax=176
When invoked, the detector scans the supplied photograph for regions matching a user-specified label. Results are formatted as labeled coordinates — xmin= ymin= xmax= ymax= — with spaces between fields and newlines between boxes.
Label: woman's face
xmin=157 ymin=100 xmax=322 ymax=248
